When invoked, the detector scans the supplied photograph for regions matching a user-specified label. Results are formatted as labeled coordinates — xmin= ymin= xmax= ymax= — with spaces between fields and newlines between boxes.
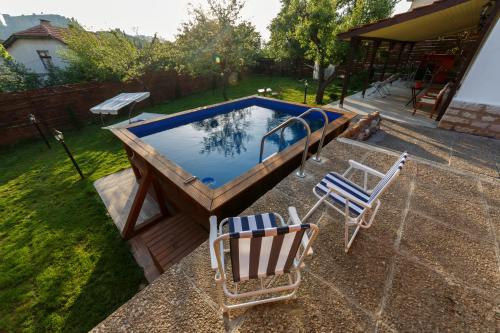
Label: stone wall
xmin=438 ymin=100 xmax=500 ymax=139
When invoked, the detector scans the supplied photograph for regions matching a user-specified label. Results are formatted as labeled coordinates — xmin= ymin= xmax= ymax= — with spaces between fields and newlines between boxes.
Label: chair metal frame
xmin=367 ymin=73 xmax=399 ymax=98
xmin=209 ymin=208 xmax=319 ymax=313
xmin=303 ymin=154 xmax=406 ymax=252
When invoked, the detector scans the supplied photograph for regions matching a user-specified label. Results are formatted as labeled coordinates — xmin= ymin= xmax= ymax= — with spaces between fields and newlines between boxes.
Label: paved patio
xmin=330 ymin=80 xmax=438 ymax=129
xmin=364 ymin=120 xmax=500 ymax=178
xmin=93 ymin=134 xmax=499 ymax=332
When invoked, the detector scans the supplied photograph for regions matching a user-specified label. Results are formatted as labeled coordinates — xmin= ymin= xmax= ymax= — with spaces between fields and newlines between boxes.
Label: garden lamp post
xmin=29 ymin=113 xmax=51 ymax=149
xmin=303 ymin=80 xmax=308 ymax=104
xmin=53 ymin=129 xmax=84 ymax=179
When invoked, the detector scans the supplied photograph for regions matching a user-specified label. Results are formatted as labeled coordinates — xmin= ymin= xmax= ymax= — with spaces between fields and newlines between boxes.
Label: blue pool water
xmin=129 ymin=98 xmax=342 ymax=188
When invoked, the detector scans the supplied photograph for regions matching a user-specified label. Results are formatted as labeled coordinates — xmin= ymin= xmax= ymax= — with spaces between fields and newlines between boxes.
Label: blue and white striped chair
xmin=303 ymin=152 xmax=408 ymax=252
xmin=209 ymin=208 xmax=319 ymax=313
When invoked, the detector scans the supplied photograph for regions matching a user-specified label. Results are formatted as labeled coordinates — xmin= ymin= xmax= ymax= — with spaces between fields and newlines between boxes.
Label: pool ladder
xmin=259 ymin=108 xmax=329 ymax=177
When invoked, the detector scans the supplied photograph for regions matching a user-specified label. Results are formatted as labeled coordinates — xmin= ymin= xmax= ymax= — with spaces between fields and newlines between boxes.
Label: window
xmin=37 ymin=50 xmax=53 ymax=69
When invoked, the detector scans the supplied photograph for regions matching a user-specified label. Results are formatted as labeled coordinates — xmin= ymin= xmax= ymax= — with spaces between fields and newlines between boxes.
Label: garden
xmin=0 ymin=0 xmax=394 ymax=331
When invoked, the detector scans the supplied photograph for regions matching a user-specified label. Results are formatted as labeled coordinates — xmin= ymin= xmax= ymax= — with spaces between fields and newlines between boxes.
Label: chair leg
xmin=303 ymin=193 xmax=328 ymax=222
xmin=412 ymin=102 xmax=419 ymax=115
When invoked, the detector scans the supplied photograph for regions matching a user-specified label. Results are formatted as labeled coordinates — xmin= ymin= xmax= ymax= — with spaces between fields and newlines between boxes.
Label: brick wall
xmin=0 ymin=71 xmax=212 ymax=146
xmin=438 ymin=100 xmax=500 ymax=139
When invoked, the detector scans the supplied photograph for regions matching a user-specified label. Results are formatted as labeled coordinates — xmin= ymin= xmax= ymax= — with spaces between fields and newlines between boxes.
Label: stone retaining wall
xmin=439 ymin=100 xmax=500 ymax=139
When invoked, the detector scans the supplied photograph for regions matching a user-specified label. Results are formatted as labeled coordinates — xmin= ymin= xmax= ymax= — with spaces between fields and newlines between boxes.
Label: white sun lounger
xmin=368 ymin=73 xmax=399 ymax=97
xmin=209 ymin=209 xmax=319 ymax=313
xmin=303 ymin=152 xmax=408 ymax=252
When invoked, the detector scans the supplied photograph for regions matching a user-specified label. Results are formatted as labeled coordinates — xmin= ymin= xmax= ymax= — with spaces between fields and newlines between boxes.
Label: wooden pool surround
xmin=111 ymin=96 xmax=355 ymax=239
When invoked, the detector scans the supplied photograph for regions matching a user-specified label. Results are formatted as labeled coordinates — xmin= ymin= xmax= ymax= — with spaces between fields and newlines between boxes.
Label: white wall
xmin=454 ymin=19 xmax=500 ymax=107
xmin=6 ymin=39 xmax=68 ymax=74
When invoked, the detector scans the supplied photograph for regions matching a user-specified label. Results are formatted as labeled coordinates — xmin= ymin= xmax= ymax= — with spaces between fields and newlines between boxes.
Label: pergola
xmin=337 ymin=0 xmax=498 ymax=120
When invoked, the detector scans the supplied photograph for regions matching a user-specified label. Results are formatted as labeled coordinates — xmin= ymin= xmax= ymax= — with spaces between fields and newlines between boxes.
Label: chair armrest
xmin=288 ymin=207 xmax=313 ymax=256
xmin=348 ymin=160 xmax=385 ymax=178
xmin=209 ymin=215 xmax=219 ymax=270
xmin=327 ymin=184 xmax=373 ymax=209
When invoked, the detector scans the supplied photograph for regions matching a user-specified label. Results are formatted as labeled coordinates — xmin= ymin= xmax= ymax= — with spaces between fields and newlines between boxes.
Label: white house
xmin=3 ymin=19 xmax=68 ymax=75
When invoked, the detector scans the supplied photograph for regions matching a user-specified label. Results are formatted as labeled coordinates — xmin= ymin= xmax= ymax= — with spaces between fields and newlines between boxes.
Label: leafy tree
xmin=175 ymin=0 xmax=261 ymax=100
xmin=60 ymin=26 xmax=139 ymax=82
xmin=60 ymin=26 xmax=175 ymax=97
xmin=0 ymin=45 xmax=41 ymax=92
xmin=268 ymin=0 xmax=397 ymax=104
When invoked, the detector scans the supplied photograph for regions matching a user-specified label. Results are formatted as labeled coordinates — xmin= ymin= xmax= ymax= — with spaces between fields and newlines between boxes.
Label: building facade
xmin=2 ymin=19 xmax=68 ymax=76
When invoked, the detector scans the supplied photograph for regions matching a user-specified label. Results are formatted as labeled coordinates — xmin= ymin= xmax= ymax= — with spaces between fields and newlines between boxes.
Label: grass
xmin=0 ymin=74 xmax=356 ymax=332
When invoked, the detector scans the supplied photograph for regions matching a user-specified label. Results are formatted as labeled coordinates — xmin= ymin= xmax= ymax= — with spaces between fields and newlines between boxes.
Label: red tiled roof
xmin=3 ymin=21 xmax=66 ymax=48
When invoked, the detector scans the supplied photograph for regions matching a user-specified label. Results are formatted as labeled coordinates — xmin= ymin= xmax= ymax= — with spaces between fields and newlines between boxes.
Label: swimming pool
xmin=112 ymin=96 xmax=354 ymax=235
xmin=131 ymin=102 xmax=334 ymax=188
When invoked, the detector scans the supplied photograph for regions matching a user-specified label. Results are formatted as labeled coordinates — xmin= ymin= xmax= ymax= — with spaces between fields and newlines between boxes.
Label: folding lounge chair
xmin=209 ymin=208 xmax=319 ymax=313
xmin=412 ymin=82 xmax=451 ymax=118
xmin=368 ymin=73 xmax=399 ymax=97
xmin=302 ymin=152 xmax=408 ymax=252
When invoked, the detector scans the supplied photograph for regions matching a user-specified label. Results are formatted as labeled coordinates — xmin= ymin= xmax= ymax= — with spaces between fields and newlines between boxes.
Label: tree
xmin=0 ymin=45 xmax=41 ymax=92
xmin=175 ymin=0 xmax=261 ymax=100
xmin=269 ymin=0 xmax=397 ymax=104
xmin=60 ymin=26 xmax=139 ymax=82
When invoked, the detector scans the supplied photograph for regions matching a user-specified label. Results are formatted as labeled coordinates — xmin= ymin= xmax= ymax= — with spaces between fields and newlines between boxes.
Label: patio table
xmin=90 ymin=92 xmax=150 ymax=124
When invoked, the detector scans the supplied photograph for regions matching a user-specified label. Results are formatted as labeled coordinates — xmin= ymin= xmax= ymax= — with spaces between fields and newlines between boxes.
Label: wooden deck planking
xmin=141 ymin=213 xmax=207 ymax=273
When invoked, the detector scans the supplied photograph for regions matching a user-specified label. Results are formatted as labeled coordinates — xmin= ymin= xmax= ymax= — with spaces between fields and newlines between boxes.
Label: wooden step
xmin=141 ymin=213 xmax=208 ymax=273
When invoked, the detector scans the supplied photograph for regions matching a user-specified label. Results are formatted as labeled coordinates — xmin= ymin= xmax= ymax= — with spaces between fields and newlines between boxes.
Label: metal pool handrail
xmin=297 ymin=108 xmax=329 ymax=162
xmin=259 ymin=117 xmax=311 ymax=178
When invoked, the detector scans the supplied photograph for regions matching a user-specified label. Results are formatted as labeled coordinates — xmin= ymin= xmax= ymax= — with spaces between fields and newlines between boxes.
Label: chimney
xmin=40 ymin=19 xmax=51 ymax=26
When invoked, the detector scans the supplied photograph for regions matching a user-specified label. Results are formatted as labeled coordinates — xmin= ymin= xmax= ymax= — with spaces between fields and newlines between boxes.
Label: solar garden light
xmin=28 ymin=113 xmax=51 ymax=149
xmin=303 ymin=80 xmax=308 ymax=104
xmin=53 ymin=129 xmax=84 ymax=179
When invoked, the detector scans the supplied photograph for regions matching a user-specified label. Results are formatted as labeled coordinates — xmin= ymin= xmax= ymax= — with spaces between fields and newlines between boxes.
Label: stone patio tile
xmin=403 ymin=124 xmax=459 ymax=146
xmin=363 ymin=206 xmax=405 ymax=246
xmin=320 ymin=140 xmax=369 ymax=163
xmin=449 ymin=134 xmax=500 ymax=177
xmin=486 ymin=206 xmax=500 ymax=245
xmin=244 ymin=181 xmax=321 ymax=220
xmin=414 ymin=162 xmax=481 ymax=196
xmin=449 ymin=152 xmax=498 ymax=178
xmin=239 ymin=271 xmax=375 ymax=333
xmin=410 ymin=183 xmax=491 ymax=240
xmin=306 ymin=213 xmax=394 ymax=313
xmin=480 ymin=180 xmax=500 ymax=209
xmin=176 ymin=242 xmax=219 ymax=303
xmin=400 ymin=211 xmax=499 ymax=293
xmin=368 ymin=124 xmax=452 ymax=165
xmin=91 ymin=265 xmax=224 ymax=333
xmin=362 ymin=151 xmax=418 ymax=178
xmin=381 ymin=256 xmax=497 ymax=333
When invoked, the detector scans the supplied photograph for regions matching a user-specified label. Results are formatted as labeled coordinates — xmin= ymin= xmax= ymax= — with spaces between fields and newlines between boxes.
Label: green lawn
xmin=0 ymin=74 xmax=356 ymax=332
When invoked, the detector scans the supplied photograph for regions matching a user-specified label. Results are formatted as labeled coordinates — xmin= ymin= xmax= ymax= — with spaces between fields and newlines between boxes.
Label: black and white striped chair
xmin=303 ymin=152 xmax=408 ymax=252
xmin=209 ymin=208 xmax=319 ymax=313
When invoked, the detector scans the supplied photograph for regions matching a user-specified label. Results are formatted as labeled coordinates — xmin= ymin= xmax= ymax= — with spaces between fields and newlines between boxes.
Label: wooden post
xmin=362 ymin=39 xmax=381 ymax=98
xmin=152 ymin=179 xmax=169 ymax=217
xmin=122 ymin=167 xmax=154 ymax=239
xmin=379 ymin=42 xmax=395 ymax=81
xmin=394 ymin=42 xmax=407 ymax=74
xmin=403 ymin=42 xmax=415 ymax=73
xmin=340 ymin=37 xmax=360 ymax=107
xmin=436 ymin=0 xmax=499 ymax=121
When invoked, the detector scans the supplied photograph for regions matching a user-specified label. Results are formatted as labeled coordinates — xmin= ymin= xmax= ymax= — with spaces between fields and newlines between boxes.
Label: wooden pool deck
xmin=92 ymin=132 xmax=499 ymax=332
xmin=94 ymin=169 xmax=207 ymax=282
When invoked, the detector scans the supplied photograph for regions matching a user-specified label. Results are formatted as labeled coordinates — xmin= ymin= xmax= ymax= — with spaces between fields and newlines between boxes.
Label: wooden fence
xmin=0 ymin=71 xmax=213 ymax=146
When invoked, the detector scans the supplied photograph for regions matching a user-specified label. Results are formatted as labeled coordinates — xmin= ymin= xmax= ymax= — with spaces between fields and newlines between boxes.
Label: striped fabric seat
xmin=228 ymin=213 xmax=278 ymax=233
xmin=315 ymin=172 xmax=370 ymax=217
xmin=229 ymin=223 xmax=310 ymax=282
